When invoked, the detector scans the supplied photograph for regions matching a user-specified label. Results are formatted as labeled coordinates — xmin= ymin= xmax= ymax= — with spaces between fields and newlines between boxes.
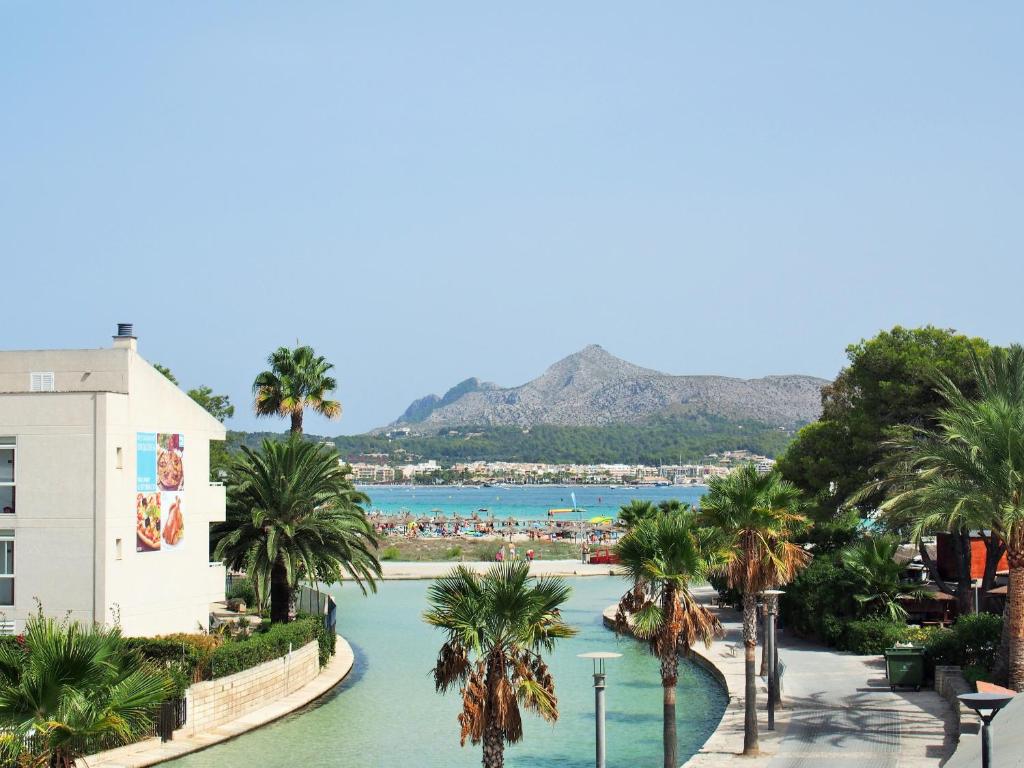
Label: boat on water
xmin=547 ymin=507 xmax=588 ymax=517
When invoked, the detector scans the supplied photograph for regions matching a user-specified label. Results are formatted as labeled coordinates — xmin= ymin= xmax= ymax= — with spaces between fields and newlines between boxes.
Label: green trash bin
xmin=884 ymin=646 xmax=924 ymax=691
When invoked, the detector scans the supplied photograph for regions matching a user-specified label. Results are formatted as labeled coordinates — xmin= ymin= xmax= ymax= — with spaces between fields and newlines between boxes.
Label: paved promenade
xmin=686 ymin=591 xmax=954 ymax=767
xmin=609 ymin=589 xmax=955 ymax=768
xmin=377 ymin=559 xmax=622 ymax=579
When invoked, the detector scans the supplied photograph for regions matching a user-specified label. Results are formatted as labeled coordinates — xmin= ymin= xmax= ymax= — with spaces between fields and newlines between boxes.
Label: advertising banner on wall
xmin=136 ymin=432 xmax=185 ymax=553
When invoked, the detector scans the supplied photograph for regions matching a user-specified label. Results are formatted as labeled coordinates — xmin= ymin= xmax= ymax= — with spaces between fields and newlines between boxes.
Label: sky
xmin=2 ymin=3 xmax=1023 ymax=435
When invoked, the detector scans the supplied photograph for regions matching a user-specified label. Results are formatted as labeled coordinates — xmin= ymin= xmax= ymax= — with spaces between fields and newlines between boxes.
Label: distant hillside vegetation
xmin=231 ymin=411 xmax=796 ymax=465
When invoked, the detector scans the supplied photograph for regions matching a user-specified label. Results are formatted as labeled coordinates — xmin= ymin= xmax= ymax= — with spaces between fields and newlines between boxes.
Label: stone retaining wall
xmin=182 ymin=639 xmax=321 ymax=735
xmin=934 ymin=665 xmax=979 ymax=738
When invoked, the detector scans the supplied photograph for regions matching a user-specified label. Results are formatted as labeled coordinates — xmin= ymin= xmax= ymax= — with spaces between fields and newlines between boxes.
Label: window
xmin=115 ymin=538 xmax=123 ymax=560
xmin=29 ymin=372 xmax=54 ymax=392
xmin=116 ymin=446 xmax=123 ymax=470
xmin=0 ymin=438 xmax=12 ymax=515
xmin=0 ymin=532 xmax=14 ymax=606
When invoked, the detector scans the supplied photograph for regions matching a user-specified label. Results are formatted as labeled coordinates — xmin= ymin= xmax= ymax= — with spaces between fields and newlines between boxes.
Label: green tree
xmin=777 ymin=326 xmax=990 ymax=522
xmin=153 ymin=363 xmax=178 ymax=385
xmin=870 ymin=345 xmax=1024 ymax=690
xmin=214 ymin=437 xmax=380 ymax=623
xmin=187 ymin=385 xmax=235 ymax=422
xmin=614 ymin=513 xmax=722 ymax=768
xmin=253 ymin=345 xmax=341 ymax=434
xmin=699 ymin=465 xmax=809 ymax=755
xmin=0 ymin=614 xmax=173 ymax=768
xmin=424 ymin=561 xmax=576 ymax=768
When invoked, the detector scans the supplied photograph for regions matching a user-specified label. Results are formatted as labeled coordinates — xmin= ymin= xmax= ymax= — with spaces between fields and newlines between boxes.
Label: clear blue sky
xmin=2 ymin=3 xmax=1022 ymax=435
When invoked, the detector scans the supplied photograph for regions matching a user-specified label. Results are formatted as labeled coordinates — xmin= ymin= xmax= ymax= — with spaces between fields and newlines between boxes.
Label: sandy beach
xmin=370 ymin=560 xmax=624 ymax=579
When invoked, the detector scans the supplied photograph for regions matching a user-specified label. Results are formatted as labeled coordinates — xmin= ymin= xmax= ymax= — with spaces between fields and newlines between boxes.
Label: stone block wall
xmin=934 ymin=665 xmax=979 ymax=738
xmin=182 ymin=640 xmax=321 ymax=735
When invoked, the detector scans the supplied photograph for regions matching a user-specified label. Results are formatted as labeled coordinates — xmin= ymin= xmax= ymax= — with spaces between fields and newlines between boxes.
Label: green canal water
xmin=169 ymin=577 xmax=726 ymax=768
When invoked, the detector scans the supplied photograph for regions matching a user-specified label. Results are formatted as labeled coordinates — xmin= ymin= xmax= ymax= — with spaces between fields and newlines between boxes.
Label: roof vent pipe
xmin=116 ymin=323 xmax=134 ymax=338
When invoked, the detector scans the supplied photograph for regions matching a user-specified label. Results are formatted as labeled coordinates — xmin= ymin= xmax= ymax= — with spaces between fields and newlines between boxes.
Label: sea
xmin=358 ymin=483 xmax=707 ymax=521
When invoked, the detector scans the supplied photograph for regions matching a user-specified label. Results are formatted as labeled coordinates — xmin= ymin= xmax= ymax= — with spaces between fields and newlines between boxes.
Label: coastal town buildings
xmin=344 ymin=456 xmax=773 ymax=485
xmin=0 ymin=326 xmax=226 ymax=636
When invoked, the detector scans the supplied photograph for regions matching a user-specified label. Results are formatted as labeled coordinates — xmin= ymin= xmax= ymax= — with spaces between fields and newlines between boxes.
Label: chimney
xmin=112 ymin=322 xmax=137 ymax=352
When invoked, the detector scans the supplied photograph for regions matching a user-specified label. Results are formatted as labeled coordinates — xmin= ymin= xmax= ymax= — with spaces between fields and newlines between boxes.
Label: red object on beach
xmin=588 ymin=548 xmax=620 ymax=565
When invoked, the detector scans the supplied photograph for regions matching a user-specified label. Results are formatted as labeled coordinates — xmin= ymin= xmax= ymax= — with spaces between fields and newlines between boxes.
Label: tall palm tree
xmin=0 ymin=614 xmax=172 ymax=768
xmin=214 ymin=436 xmax=380 ymax=623
xmin=699 ymin=465 xmax=809 ymax=756
xmin=872 ymin=345 xmax=1024 ymax=689
xmin=614 ymin=513 xmax=723 ymax=768
xmin=840 ymin=536 xmax=926 ymax=621
xmin=253 ymin=345 xmax=341 ymax=434
xmin=424 ymin=561 xmax=576 ymax=768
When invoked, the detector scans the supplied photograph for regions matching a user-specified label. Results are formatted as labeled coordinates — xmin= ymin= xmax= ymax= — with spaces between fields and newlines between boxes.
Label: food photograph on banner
xmin=135 ymin=432 xmax=185 ymax=553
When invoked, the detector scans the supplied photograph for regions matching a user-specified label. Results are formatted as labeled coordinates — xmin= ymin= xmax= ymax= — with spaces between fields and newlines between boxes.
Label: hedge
xmin=124 ymin=636 xmax=217 ymax=695
xmin=130 ymin=616 xmax=335 ymax=689
xmin=836 ymin=613 xmax=1004 ymax=683
xmin=209 ymin=617 xmax=323 ymax=679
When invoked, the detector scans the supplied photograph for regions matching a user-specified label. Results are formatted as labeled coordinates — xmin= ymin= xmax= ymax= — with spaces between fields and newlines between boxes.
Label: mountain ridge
xmin=382 ymin=345 xmax=828 ymax=432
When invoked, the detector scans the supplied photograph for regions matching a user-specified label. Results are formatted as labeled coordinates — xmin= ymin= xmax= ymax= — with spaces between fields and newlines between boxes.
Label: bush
xmin=125 ymin=635 xmax=221 ymax=694
xmin=380 ymin=545 xmax=401 ymax=561
xmin=838 ymin=618 xmax=910 ymax=655
xmin=951 ymin=612 xmax=1002 ymax=670
xmin=781 ymin=556 xmax=855 ymax=640
xmin=209 ymin=617 xmax=323 ymax=678
xmin=226 ymin=578 xmax=257 ymax=608
xmin=821 ymin=615 xmax=845 ymax=647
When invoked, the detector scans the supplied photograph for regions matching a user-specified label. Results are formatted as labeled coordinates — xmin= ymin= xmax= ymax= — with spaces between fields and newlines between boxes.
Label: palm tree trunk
xmin=270 ymin=558 xmax=291 ymax=624
xmin=290 ymin=409 xmax=303 ymax=434
xmin=992 ymin=597 xmax=1011 ymax=685
xmin=981 ymin=534 xmax=1007 ymax=612
xmin=481 ymin=718 xmax=504 ymax=768
xmin=955 ymin=527 xmax=974 ymax=616
xmin=661 ymin=655 xmax=678 ymax=768
xmin=1007 ymin=559 xmax=1024 ymax=691
xmin=742 ymin=590 xmax=759 ymax=756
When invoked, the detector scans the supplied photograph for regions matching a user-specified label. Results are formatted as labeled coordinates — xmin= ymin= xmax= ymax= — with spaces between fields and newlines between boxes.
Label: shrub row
xmin=833 ymin=613 xmax=1003 ymax=681
xmin=209 ymin=616 xmax=323 ymax=679
xmin=130 ymin=615 xmax=334 ymax=690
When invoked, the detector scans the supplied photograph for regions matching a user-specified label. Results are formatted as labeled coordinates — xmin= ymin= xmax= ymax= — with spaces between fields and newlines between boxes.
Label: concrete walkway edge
xmin=76 ymin=635 xmax=356 ymax=768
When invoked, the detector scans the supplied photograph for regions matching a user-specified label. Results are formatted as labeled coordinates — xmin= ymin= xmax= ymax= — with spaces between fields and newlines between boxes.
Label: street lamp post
xmin=578 ymin=651 xmax=622 ymax=768
xmin=958 ymin=693 xmax=1014 ymax=768
xmin=762 ymin=589 xmax=785 ymax=731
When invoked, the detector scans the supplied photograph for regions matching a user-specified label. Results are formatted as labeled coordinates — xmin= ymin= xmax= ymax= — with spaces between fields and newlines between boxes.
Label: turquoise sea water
xmin=168 ymin=577 xmax=726 ymax=768
xmin=362 ymin=484 xmax=707 ymax=521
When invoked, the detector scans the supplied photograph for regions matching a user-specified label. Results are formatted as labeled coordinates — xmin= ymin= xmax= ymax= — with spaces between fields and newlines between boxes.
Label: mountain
xmin=382 ymin=345 xmax=827 ymax=432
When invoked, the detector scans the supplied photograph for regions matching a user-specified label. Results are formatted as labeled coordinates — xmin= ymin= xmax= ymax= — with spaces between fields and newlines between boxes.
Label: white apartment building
xmin=0 ymin=326 xmax=226 ymax=636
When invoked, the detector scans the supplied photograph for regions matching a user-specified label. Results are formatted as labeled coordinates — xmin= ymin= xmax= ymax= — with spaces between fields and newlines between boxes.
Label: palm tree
xmin=618 ymin=499 xmax=656 ymax=528
xmin=614 ymin=513 xmax=722 ymax=768
xmin=840 ymin=536 xmax=926 ymax=621
xmin=253 ymin=345 xmax=341 ymax=434
xmin=617 ymin=499 xmax=692 ymax=529
xmin=424 ymin=561 xmax=576 ymax=768
xmin=214 ymin=436 xmax=381 ymax=623
xmin=698 ymin=465 xmax=809 ymax=756
xmin=0 ymin=614 xmax=172 ymax=768
xmin=871 ymin=345 xmax=1024 ymax=690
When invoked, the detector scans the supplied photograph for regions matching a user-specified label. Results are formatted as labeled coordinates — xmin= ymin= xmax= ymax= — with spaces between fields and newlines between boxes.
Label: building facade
xmin=0 ymin=328 xmax=226 ymax=636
